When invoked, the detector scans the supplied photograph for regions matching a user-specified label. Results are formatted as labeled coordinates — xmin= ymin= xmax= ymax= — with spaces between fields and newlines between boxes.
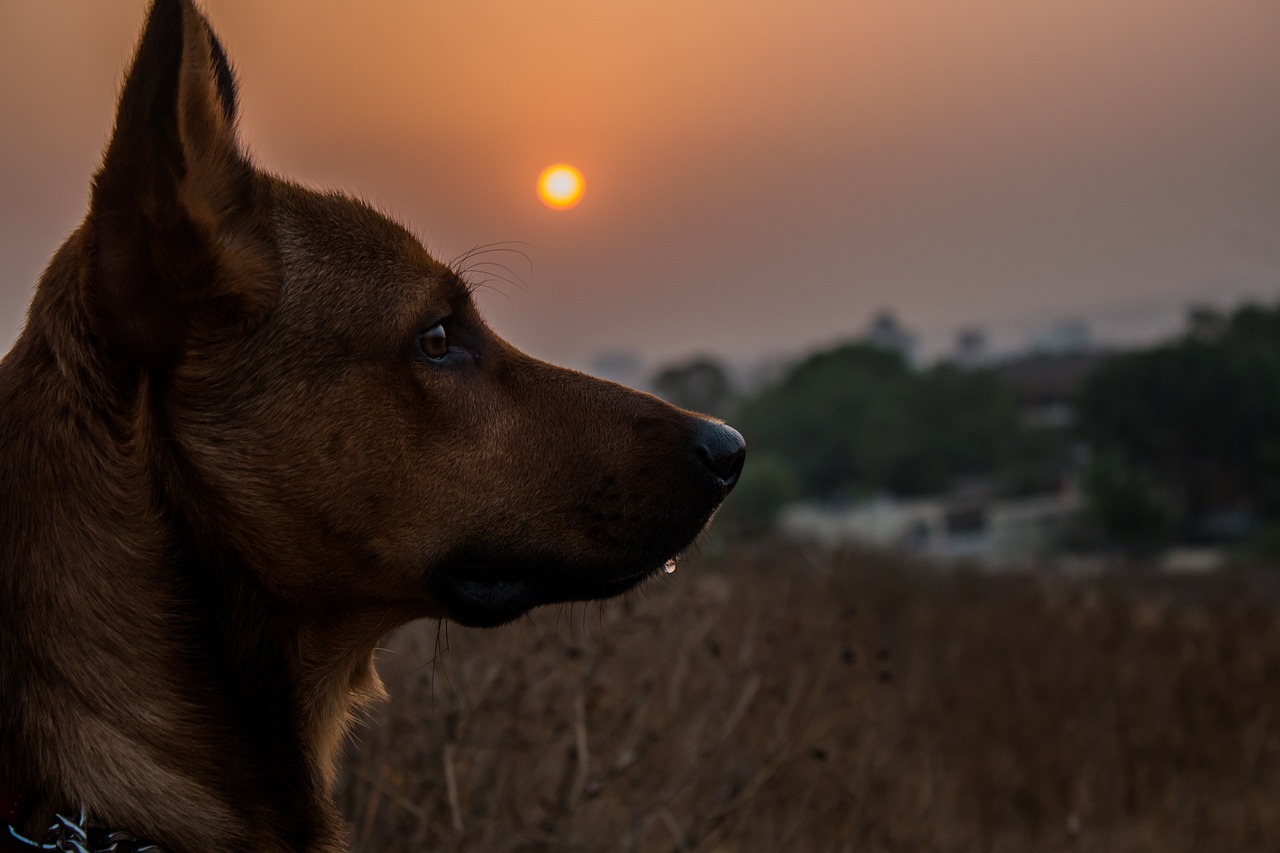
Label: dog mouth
xmin=434 ymin=556 xmax=670 ymax=628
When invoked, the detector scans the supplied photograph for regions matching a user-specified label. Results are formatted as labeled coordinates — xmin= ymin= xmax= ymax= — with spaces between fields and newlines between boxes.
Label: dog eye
xmin=417 ymin=324 xmax=449 ymax=360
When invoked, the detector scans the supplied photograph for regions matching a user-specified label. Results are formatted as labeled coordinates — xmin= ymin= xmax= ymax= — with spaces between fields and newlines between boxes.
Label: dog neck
xmin=1 ymin=253 xmax=386 ymax=852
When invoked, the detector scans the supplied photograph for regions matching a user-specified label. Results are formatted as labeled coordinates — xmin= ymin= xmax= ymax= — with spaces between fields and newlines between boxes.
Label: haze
xmin=2 ymin=0 xmax=1278 ymax=371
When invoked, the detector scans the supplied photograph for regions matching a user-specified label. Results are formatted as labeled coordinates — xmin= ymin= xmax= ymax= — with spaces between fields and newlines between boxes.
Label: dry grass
xmin=337 ymin=544 xmax=1280 ymax=851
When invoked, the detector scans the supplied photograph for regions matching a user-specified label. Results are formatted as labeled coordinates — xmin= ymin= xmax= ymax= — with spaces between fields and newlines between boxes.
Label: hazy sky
xmin=2 ymin=1 xmax=1279 ymax=373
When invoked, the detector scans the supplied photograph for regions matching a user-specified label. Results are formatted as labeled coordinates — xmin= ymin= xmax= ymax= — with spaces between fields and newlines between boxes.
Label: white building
xmin=780 ymin=489 xmax=1083 ymax=569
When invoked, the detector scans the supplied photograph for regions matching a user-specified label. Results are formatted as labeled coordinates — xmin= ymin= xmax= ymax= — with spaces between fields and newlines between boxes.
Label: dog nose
xmin=690 ymin=420 xmax=746 ymax=490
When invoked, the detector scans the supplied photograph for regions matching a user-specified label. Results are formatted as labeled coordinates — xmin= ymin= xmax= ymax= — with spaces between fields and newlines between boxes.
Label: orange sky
xmin=2 ymin=0 xmax=1278 ymax=372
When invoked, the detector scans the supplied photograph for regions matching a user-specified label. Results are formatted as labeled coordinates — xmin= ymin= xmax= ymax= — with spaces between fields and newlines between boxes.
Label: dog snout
xmin=689 ymin=420 xmax=746 ymax=490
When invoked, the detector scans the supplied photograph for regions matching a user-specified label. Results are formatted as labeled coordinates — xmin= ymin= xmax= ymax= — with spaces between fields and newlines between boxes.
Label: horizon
xmin=2 ymin=1 xmax=1278 ymax=374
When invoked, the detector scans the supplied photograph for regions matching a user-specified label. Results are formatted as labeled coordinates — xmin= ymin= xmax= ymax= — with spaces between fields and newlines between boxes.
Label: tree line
xmin=651 ymin=301 xmax=1280 ymax=557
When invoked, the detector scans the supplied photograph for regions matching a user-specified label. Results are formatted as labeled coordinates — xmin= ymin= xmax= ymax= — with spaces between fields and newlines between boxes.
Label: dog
xmin=0 ymin=2 xmax=745 ymax=850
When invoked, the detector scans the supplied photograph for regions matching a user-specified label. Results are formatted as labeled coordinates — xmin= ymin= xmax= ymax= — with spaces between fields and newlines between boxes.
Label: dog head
xmin=79 ymin=0 xmax=744 ymax=628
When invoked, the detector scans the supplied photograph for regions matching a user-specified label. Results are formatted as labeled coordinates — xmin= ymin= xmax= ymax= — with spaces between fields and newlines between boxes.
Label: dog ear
xmin=86 ymin=0 xmax=279 ymax=368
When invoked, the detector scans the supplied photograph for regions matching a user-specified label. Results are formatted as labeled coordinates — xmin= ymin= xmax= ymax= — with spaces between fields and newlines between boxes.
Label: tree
xmin=714 ymin=452 xmax=802 ymax=537
xmin=1081 ymin=451 xmax=1174 ymax=553
xmin=650 ymin=357 xmax=737 ymax=418
xmin=1077 ymin=302 xmax=1280 ymax=545
xmin=732 ymin=343 xmax=1036 ymax=500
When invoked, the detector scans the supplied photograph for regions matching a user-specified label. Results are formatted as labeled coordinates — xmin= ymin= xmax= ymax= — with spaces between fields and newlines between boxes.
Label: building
xmin=994 ymin=350 xmax=1107 ymax=428
xmin=780 ymin=489 xmax=1083 ymax=569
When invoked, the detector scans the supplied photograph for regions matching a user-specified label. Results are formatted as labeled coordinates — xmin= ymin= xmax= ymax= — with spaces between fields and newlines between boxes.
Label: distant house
xmin=780 ymin=489 xmax=1083 ymax=569
xmin=993 ymin=350 xmax=1107 ymax=428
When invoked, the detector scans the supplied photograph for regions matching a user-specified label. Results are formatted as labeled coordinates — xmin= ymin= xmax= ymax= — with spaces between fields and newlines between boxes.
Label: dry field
xmin=338 ymin=544 xmax=1280 ymax=852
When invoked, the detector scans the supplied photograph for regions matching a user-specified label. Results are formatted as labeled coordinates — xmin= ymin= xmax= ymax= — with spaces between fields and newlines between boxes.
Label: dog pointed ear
xmin=87 ymin=0 xmax=279 ymax=367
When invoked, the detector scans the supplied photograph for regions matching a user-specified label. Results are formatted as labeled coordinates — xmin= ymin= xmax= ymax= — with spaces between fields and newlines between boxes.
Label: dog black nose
xmin=690 ymin=420 xmax=746 ymax=490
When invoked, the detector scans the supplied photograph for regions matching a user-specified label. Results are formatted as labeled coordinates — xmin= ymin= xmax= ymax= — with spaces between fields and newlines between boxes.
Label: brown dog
xmin=0 ymin=2 xmax=744 ymax=851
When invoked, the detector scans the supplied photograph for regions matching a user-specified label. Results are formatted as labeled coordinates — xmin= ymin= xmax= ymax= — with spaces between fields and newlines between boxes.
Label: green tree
xmin=714 ymin=452 xmax=802 ymax=537
xmin=1077 ymin=302 xmax=1280 ymax=544
xmin=1081 ymin=451 xmax=1174 ymax=553
xmin=733 ymin=343 xmax=1035 ymax=500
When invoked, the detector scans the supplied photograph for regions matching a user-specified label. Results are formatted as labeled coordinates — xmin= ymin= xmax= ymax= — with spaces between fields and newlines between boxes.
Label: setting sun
xmin=537 ymin=164 xmax=585 ymax=210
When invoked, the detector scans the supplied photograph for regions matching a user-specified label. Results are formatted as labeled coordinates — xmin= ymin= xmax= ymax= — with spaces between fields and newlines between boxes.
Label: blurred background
xmin=5 ymin=1 xmax=1280 ymax=849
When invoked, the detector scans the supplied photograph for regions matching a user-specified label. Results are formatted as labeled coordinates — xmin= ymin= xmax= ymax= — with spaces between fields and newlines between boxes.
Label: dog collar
xmin=2 ymin=801 xmax=163 ymax=853
xmin=0 ymin=785 xmax=27 ymax=853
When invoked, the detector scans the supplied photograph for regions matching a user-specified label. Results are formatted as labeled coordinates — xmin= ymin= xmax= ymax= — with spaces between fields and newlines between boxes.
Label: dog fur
xmin=0 ymin=2 xmax=744 ymax=850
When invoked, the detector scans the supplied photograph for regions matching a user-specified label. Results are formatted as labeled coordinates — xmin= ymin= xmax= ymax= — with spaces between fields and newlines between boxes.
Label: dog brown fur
xmin=0 ymin=2 xmax=744 ymax=851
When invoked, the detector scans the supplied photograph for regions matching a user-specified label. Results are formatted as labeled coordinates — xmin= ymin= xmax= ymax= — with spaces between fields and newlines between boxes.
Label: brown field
xmin=338 ymin=543 xmax=1280 ymax=852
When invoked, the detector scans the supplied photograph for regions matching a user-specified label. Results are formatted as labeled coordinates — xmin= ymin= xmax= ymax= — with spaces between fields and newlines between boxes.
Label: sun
xmin=537 ymin=164 xmax=585 ymax=210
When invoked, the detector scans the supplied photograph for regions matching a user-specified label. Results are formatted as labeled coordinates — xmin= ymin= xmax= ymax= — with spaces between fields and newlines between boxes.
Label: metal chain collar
xmin=5 ymin=808 xmax=163 ymax=853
